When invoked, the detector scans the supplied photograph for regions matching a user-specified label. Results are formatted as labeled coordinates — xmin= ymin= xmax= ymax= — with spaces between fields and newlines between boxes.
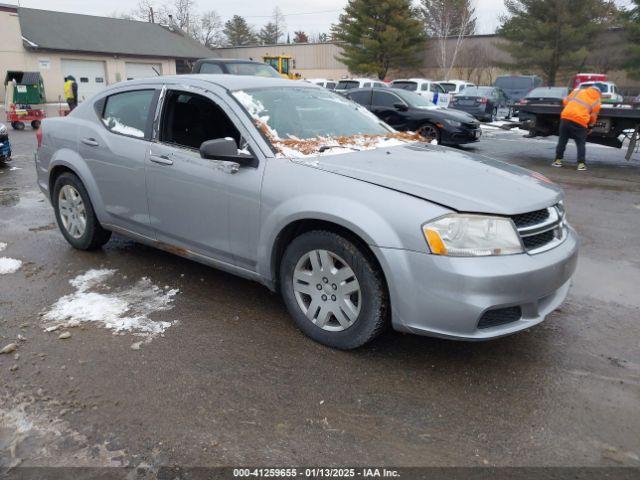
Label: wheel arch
xmin=269 ymin=218 xmax=390 ymax=299
xmin=47 ymin=154 xmax=107 ymax=223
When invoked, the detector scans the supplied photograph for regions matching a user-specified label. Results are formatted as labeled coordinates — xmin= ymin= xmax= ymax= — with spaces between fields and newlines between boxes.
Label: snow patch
xmin=42 ymin=269 xmax=179 ymax=336
xmin=0 ymin=242 xmax=7 ymax=252
xmin=103 ymin=117 xmax=144 ymax=138
xmin=0 ymin=257 xmax=22 ymax=274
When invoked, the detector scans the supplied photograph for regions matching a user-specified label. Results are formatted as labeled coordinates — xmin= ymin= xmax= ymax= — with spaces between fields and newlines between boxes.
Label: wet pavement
xmin=0 ymin=125 xmax=639 ymax=472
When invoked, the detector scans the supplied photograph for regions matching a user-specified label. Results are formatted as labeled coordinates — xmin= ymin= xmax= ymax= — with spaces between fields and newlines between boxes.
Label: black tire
xmin=31 ymin=120 xmax=41 ymax=129
xmin=417 ymin=123 xmax=441 ymax=144
xmin=52 ymin=172 xmax=111 ymax=250
xmin=491 ymin=107 xmax=498 ymax=122
xmin=279 ymin=230 xmax=388 ymax=349
xmin=11 ymin=121 xmax=25 ymax=130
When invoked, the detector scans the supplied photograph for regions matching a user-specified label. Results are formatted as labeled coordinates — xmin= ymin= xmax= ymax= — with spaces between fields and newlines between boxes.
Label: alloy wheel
xmin=58 ymin=185 xmax=87 ymax=239
xmin=418 ymin=124 xmax=439 ymax=143
xmin=292 ymin=249 xmax=362 ymax=331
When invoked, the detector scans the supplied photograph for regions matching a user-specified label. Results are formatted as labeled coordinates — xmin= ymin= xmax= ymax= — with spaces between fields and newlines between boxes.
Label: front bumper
xmin=441 ymin=127 xmax=481 ymax=145
xmin=373 ymin=227 xmax=579 ymax=340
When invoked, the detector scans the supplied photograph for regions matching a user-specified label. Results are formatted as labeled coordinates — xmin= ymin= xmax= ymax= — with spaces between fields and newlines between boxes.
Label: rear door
xmin=79 ymin=87 xmax=159 ymax=237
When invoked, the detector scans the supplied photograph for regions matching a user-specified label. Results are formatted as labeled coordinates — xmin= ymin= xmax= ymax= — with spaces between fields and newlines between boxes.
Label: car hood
xmin=294 ymin=144 xmax=562 ymax=215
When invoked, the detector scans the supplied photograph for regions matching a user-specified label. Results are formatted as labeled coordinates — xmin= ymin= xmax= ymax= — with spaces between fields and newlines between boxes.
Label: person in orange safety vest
xmin=553 ymin=85 xmax=602 ymax=171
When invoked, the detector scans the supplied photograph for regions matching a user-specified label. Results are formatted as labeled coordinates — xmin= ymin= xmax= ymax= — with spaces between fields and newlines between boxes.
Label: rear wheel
xmin=11 ymin=121 xmax=25 ymax=130
xmin=31 ymin=120 xmax=41 ymax=129
xmin=280 ymin=231 xmax=388 ymax=349
xmin=490 ymin=107 xmax=498 ymax=122
xmin=418 ymin=123 xmax=440 ymax=144
xmin=52 ymin=173 xmax=111 ymax=250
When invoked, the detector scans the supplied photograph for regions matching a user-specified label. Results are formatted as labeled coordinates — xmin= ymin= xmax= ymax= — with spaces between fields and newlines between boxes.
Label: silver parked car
xmin=35 ymin=75 xmax=578 ymax=349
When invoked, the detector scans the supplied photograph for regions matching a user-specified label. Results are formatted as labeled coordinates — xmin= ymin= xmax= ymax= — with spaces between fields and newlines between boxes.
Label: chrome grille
xmin=511 ymin=204 xmax=567 ymax=254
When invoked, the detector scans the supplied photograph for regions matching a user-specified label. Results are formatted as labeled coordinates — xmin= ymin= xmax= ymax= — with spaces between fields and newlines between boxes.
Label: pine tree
xmin=259 ymin=22 xmax=279 ymax=44
xmin=498 ymin=0 xmax=619 ymax=85
xmin=223 ymin=15 xmax=256 ymax=46
xmin=625 ymin=0 xmax=640 ymax=79
xmin=331 ymin=0 xmax=426 ymax=80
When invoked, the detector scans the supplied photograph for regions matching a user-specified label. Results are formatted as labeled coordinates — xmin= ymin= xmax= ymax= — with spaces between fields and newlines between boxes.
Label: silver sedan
xmin=35 ymin=75 xmax=578 ymax=349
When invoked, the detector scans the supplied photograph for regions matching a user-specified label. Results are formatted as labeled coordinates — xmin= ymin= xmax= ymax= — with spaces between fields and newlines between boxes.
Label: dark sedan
xmin=345 ymin=87 xmax=481 ymax=145
xmin=192 ymin=58 xmax=281 ymax=78
xmin=449 ymin=86 xmax=511 ymax=122
xmin=518 ymin=87 xmax=569 ymax=124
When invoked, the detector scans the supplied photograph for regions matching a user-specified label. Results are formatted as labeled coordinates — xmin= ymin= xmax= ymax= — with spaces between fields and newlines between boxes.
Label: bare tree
xmin=419 ymin=0 xmax=477 ymax=79
xmin=197 ymin=10 xmax=224 ymax=47
xmin=272 ymin=7 xmax=287 ymax=44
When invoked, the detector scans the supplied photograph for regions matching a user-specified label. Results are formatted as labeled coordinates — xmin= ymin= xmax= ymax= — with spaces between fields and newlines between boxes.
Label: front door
xmin=146 ymin=88 xmax=261 ymax=265
xmin=370 ymin=91 xmax=408 ymax=130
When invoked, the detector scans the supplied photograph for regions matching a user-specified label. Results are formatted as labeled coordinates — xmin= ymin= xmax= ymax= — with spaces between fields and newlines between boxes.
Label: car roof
xmin=392 ymin=78 xmax=432 ymax=83
xmin=119 ymin=74 xmax=314 ymax=91
xmin=197 ymin=58 xmax=266 ymax=64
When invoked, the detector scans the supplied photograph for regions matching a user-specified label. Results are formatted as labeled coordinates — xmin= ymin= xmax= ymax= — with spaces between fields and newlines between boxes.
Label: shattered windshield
xmin=232 ymin=87 xmax=420 ymax=157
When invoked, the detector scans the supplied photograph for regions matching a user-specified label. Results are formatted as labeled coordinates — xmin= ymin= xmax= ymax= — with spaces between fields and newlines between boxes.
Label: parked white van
xmin=391 ymin=78 xmax=450 ymax=106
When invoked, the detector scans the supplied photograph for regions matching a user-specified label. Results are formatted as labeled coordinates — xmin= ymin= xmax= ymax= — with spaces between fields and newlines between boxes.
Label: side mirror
xmin=394 ymin=103 xmax=408 ymax=111
xmin=200 ymin=138 xmax=257 ymax=168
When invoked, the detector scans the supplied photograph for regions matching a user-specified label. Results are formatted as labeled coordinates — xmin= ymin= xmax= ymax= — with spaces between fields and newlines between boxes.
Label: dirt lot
xmin=1 ymin=124 xmax=639 ymax=475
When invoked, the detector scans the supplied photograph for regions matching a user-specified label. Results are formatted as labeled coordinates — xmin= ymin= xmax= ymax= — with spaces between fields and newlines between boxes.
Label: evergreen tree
xmin=331 ymin=0 xmax=426 ymax=80
xmin=498 ymin=0 xmax=618 ymax=85
xmin=259 ymin=22 xmax=279 ymax=44
xmin=625 ymin=0 xmax=640 ymax=79
xmin=223 ymin=15 xmax=257 ymax=46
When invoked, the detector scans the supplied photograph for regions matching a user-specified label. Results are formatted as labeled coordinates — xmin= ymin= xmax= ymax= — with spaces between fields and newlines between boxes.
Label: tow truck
xmin=519 ymin=103 xmax=640 ymax=160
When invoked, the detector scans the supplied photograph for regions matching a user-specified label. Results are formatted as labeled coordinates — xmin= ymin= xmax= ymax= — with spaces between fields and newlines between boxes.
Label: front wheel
xmin=279 ymin=231 xmax=388 ymax=349
xmin=417 ymin=123 xmax=440 ymax=144
xmin=11 ymin=121 xmax=25 ymax=130
xmin=52 ymin=173 xmax=111 ymax=250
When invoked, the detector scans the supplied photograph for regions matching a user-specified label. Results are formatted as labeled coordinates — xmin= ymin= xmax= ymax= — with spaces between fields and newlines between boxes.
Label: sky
xmin=9 ymin=0 xmax=634 ymax=37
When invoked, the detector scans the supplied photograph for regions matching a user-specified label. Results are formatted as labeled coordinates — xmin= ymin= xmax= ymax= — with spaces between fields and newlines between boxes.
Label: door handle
xmin=149 ymin=154 xmax=174 ymax=166
xmin=81 ymin=137 xmax=99 ymax=147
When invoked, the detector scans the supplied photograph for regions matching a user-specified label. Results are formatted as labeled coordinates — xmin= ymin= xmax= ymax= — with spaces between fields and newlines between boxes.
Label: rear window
xmin=580 ymin=82 xmax=609 ymax=92
xmin=439 ymin=83 xmax=457 ymax=93
xmin=526 ymin=87 xmax=567 ymax=98
xmin=199 ymin=62 xmax=223 ymax=74
xmin=459 ymin=86 xmax=494 ymax=96
xmin=392 ymin=81 xmax=418 ymax=91
xmin=102 ymin=89 xmax=155 ymax=139
xmin=226 ymin=63 xmax=281 ymax=78
xmin=347 ymin=89 xmax=372 ymax=105
xmin=495 ymin=77 xmax=536 ymax=90
xmin=336 ymin=80 xmax=360 ymax=90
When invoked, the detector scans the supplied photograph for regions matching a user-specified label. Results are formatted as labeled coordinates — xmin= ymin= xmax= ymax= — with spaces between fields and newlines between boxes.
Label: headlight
xmin=422 ymin=214 xmax=523 ymax=256
xmin=443 ymin=119 xmax=462 ymax=127
xmin=0 ymin=123 xmax=7 ymax=135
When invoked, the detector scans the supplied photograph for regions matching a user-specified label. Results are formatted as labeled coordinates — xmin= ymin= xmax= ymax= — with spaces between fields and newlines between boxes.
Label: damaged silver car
xmin=35 ymin=75 xmax=578 ymax=349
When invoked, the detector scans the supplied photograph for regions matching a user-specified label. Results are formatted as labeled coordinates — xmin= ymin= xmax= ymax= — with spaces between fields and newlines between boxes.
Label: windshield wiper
xmin=317 ymin=145 xmax=361 ymax=153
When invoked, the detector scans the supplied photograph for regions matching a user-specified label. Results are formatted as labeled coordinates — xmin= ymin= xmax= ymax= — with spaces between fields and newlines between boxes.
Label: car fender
xmin=257 ymin=193 xmax=407 ymax=282
xmin=48 ymin=151 xmax=108 ymax=223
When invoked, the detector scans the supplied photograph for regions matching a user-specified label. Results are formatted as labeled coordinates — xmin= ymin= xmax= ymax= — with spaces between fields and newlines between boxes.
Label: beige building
xmin=0 ymin=3 xmax=213 ymax=103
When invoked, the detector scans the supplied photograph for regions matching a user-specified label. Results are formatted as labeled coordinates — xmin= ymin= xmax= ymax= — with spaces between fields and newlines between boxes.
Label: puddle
xmin=0 ymin=186 xmax=19 ymax=207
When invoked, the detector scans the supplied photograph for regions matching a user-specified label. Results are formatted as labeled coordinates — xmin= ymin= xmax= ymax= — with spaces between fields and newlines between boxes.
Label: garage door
xmin=125 ymin=62 xmax=162 ymax=80
xmin=61 ymin=59 xmax=107 ymax=103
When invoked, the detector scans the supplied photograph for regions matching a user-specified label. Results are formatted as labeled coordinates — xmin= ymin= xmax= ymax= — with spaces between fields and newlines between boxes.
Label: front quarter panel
xmin=258 ymin=157 xmax=451 ymax=282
